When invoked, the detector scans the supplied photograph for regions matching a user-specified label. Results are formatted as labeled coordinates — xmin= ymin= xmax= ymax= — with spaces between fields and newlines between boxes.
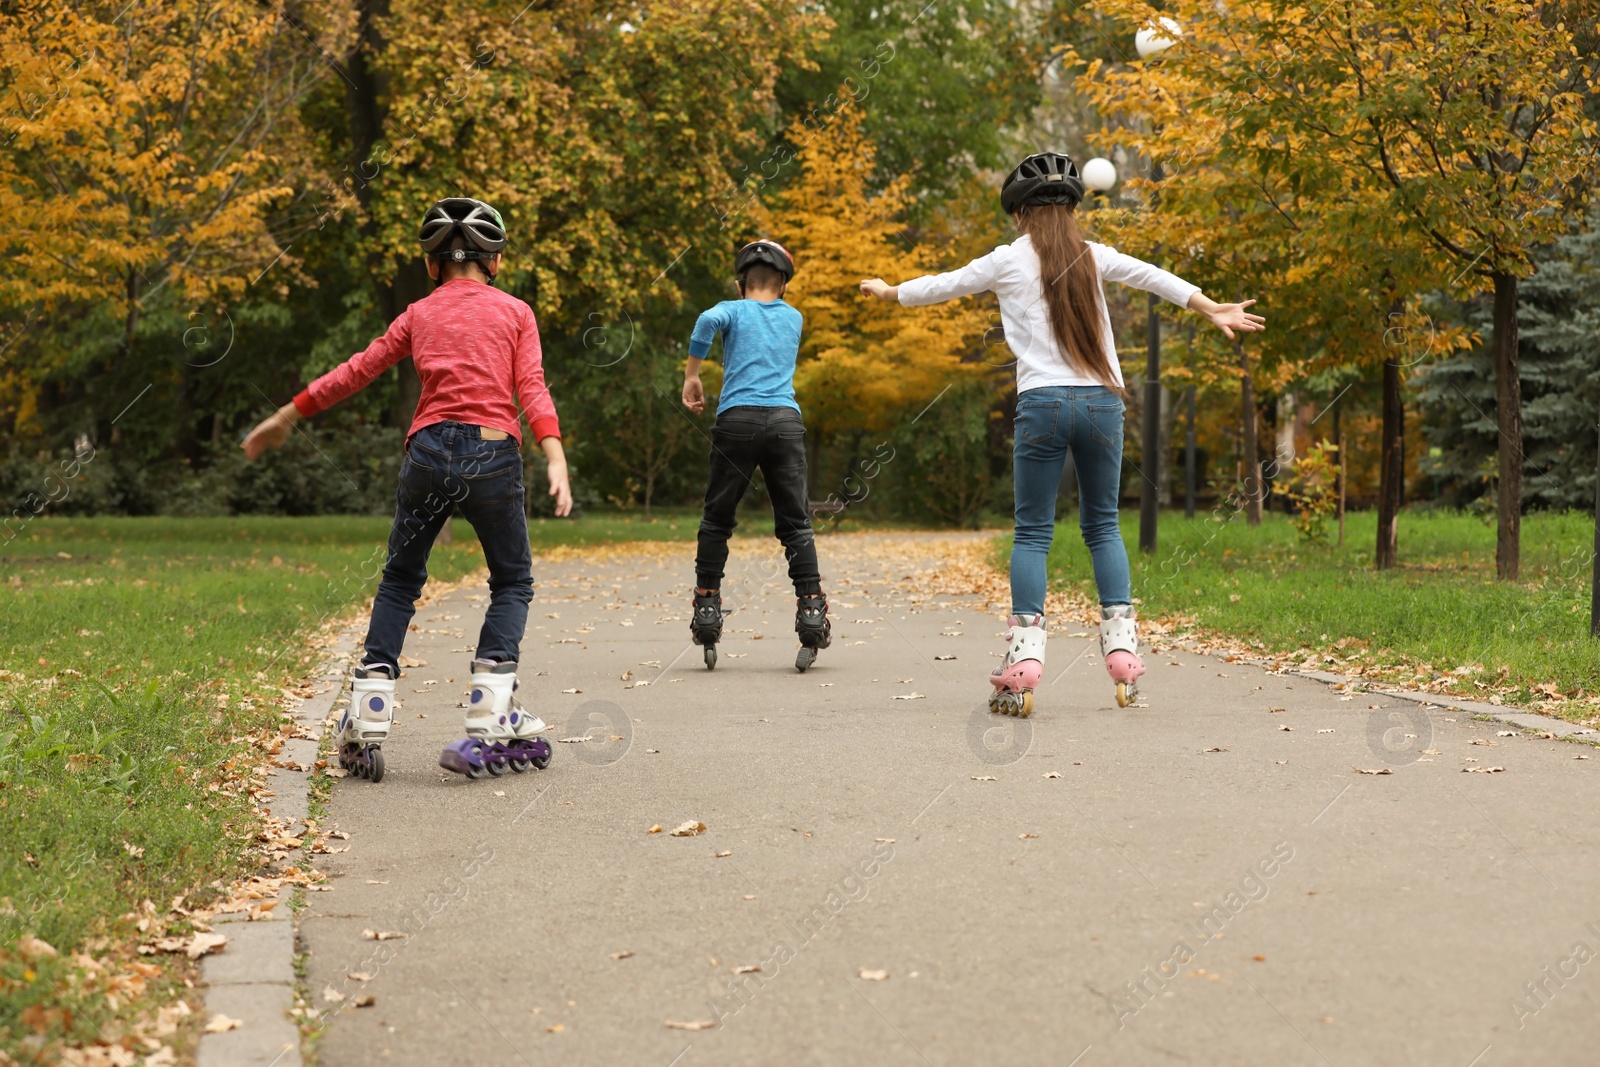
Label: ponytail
xmin=1014 ymin=204 xmax=1115 ymax=388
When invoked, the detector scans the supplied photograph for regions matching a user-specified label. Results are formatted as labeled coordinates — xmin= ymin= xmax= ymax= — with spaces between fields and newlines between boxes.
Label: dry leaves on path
xmin=1353 ymin=767 xmax=1394 ymax=775
xmin=858 ymin=968 xmax=889 ymax=981
xmin=665 ymin=1019 xmax=717 ymax=1031
xmin=670 ymin=821 xmax=707 ymax=837
xmin=203 ymin=1014 xmax=242 ymax=1034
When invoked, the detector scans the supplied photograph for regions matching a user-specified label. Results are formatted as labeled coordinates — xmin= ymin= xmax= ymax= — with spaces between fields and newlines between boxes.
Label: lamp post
xmin=1132 ymin=20 xmax=1179 ymax=553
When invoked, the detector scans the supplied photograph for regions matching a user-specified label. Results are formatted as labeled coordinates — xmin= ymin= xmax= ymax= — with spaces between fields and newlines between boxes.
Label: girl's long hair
xmin=1014 ymin=203 xmax=1114 ymax=388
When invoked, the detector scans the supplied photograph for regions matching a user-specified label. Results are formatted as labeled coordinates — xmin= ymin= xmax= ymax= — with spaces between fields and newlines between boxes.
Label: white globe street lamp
xmin=1081 ymin=157 xmax=1118 ymax=193
xmin=1135 ymin=17 xmax=1182 ymax=59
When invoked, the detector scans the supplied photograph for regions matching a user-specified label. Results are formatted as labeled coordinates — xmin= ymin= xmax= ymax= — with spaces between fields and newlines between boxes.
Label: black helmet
xmin=1000 ymin=152 xmax=1084 ymax=214
xmin=734 ymin=239 xmax=796 ymax=284
xmin=418 ymin=197 xmax=507 ymax=259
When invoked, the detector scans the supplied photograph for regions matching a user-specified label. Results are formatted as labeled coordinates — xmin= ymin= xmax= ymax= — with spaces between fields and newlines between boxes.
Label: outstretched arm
xmin=241 ymin=402 xmax=302 ymax=460
xmin=861 ymin=250 xmax=1000 ymax=306
xmin=1186 ymin=293 xmax=1266 ymax=340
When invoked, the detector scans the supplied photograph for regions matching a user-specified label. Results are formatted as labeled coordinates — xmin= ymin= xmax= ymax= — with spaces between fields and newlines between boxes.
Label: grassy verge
xmin=0 ymin=512 xmax=721 ymax=1063
xmin=1025 ymin=508 xmax=1599 ymax=720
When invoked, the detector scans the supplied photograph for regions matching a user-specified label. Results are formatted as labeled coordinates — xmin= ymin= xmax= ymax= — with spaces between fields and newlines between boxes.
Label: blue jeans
xmin=1010 ymin=386 xmax=1132 ymax=615
xmin=362 ymin=422 xmax=533 ymax=668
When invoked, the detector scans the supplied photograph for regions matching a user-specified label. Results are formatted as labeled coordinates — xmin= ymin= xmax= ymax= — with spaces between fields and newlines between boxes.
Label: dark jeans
xmin=362 ymin=422 xmax=533 ymax=668
xmin=695 ymin=405 xmax=821 ymax=596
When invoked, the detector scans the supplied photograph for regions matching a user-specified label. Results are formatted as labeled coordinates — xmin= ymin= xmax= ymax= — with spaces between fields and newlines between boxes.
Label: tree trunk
xmin=1139 ymin=293 xmax=1161 ymax=551
xmin=1183 ymin=384 xmax=1196 ymax=519
xmin=1334 ymin=406 xmax=1346 ymax=548
xmin=1493 ymin=270 xmax=1522 ymax=580
xmin=385 ymin=259 xmax=432 ymax=427
xmin=1376 ymin=351 xmax=1403 ymax=570
xmin=1157 ymin=383 xmax=1176 ymax=508
xmin=1237 ymin=342 xmax=1261 ymax=525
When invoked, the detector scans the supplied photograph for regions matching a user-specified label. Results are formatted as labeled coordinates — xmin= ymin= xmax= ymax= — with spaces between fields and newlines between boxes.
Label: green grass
xmin=0 ymin=511 xmax=735 ymax=1060
xmin=1028 ymin=508 xmax=1599 ymax=715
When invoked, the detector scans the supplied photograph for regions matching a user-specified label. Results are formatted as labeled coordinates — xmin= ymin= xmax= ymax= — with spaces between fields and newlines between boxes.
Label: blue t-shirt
xmin=688 ymin=298 xmax=804 ymax=414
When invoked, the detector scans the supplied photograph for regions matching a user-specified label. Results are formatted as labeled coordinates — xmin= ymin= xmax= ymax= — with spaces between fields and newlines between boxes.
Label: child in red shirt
xmin=243 ymin=198 xmax=571 ymax=782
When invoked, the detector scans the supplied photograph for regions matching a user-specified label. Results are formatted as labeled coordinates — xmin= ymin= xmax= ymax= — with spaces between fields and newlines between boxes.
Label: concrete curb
xmin=1280 ymin=666 xmax=1599 ymax=741
xmin=197 ymin=634 xmax=356 ymax=1067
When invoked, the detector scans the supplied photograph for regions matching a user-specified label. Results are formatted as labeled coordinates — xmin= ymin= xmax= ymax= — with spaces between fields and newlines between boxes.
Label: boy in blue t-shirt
xmin=681 ymin=239 xmax=830 ymax=672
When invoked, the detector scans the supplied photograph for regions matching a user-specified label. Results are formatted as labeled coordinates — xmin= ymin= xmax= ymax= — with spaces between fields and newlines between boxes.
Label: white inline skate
xmin=988 ymin=614 xmax=1046 ymax=717
xmin=338 ymin=664 xmax=395 ymax=782
xmin=438 ymin=659 xmax=552 ymax=779
xmin=1101 ymin=604 xmax=1146 ymax=708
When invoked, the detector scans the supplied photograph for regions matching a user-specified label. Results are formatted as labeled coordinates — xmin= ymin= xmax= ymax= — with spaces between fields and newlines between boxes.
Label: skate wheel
xmin=486 ymin=755 xmax=509 ymax=776
xmin=367 ymin=746 xmax=385 ymax=783
xmin=1018 ymin=691 xmax=1034 ymax=718
xmin=1116 ymin=682 xmax=1134 ymax=708
xmin=530 ymin=742 xmax=551 ymax=771
xmin=795 ymin=647 xmax=816 ymax=673
xmin=509 ymin=757 xmax=531 ymax=773
xmin=704 ymin=646 xmax=717 ymax=671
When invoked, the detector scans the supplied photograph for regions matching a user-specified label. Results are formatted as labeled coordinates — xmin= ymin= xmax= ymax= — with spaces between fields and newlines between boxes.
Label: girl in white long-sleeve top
xmin=861 ymin=151 xmax=1264 ymax=714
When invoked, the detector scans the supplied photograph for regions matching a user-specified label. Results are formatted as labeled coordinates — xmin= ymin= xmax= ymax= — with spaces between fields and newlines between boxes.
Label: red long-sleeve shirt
xmin=292 ymin=278 xmax=561 ymax=443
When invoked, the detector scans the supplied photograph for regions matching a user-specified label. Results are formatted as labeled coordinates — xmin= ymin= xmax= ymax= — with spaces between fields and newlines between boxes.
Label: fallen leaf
xmin=203 ymin=1014 xmax=241 ymax=1034
xmin=1353 ymin=767 xmax=1393 ymax=775
xmin=892 ymin=692 xmax=925 ymax=700
xmin=970 ymin=775 xmax=996 ymax=781
xmin=352 ymin=994 xmax=376 ymax=1007
xmin=714 ymin=850 xmax=732 ymax=858
xmin=1497 ymin=730 xmax=1515 ymax=737
xmin=741 ymin=894 xmax=757 ymax=900
xmin=670 ymin=820 xmax=707 ymax=837
xmin=1043 ymin=772 xmax=1061 ymax=779
xmin=561 ymin=688 xmax=582 ymax=694
xmin=1463 ymin=766 xmax=1506 ymax=774
xmin=323 ymin=985 xmax=346 ymax=1004
xmin=1275 ymin=759 xmax=1289 ymax=765
xmin=365 ymin=880 xmax=389 ymax=885
xmin=1019 ymin=833 xmax=1040 ymax=839
xmin=544 ymin=1023 xmax=564 ymax=1033
xmin=348 ymin=971 xmax=374 ymax=982
xmin=858 ymin=968 xmax=889 ymax=981
xmin=610 ymin=950 xmax=635 ymax=960
xmin=732 ymin=964 xmax=762 ymax=974
xmin=17 ymin=936 xmax=57 ymax=961
xmin=621 ymin=669 xmax=633 ymax=681
xmin=647 ymin=824 xmax=664 ymax=834
xmin=1278 ymin=725 xmax=1293 ymax=732
xmin=665 ymin=1019 xmax=717 ymax=1031
xmin=1252 ymin=954 xmax=1266 ymax=962
xmin=1419 ymin=749 xmax=1442 ymax=756
xmin=934 ymin=654 xmax=957 ymax=661
xmin=1316 ymin=729 xmax=1334 ymax=734
xmin=1268 ymin=706 xmax=1286 ymax=713
xmin=361 ymin=929 xmax=405 ymax=941
xmin=1203 ymin=746 xmax=1229 ymax=753
xmin=874 ymin=837 xmax=896 ymax=843
xmin=1469 ymin=738 xmax=1498 ymax=747
xmin=557 ymin=736 xmax=588 ymax=744
xmin=186 ymin=932 xmax=227 ymax=959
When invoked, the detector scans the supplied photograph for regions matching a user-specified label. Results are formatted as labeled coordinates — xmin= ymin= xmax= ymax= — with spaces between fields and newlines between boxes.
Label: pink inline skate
xmin=989 ymin=614 xmax=1046 ymax=717
xmin=1101 ymin=604 xmax=1145 ymax=707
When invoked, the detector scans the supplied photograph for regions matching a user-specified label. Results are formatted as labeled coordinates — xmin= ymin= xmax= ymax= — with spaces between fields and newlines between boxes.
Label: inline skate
xmin=689 ymin=589 xmax=724 ymax=670
xmin=1101 ymin=604 xmax=1145 ymax=708
xmin=989 ymin=614 xmax=1045 ymax=717
xmin=439 ymin=659 xmax=552 ymax=779
xmin=794 ymin=592 xmax=831 ymax=672
xmin=339 ymin=664 xmax=395 ymax=782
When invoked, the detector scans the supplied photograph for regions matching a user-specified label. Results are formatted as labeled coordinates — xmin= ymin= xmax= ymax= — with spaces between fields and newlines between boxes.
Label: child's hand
xmin=538 ymin=436 xmax=573 ymax=516
xmin=546 ymin=456 xmax=573 ymax=517
xmin=1203 ymin=299 xmax=1266 ymax=340
xmin=241 ymin=404 xmax=301 ymax=461
xmin=682 ymin=376 xmax=706 ymax=414
xmin=859 ymin=278 xmax=898 ymax=301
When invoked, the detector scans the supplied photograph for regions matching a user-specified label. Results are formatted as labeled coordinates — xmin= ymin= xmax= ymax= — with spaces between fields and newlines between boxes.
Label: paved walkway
xmin=300 ymin=532 xmax=1600 ymax=1066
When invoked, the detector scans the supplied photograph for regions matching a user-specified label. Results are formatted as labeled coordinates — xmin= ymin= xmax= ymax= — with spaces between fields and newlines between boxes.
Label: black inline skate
xmin=690 ymin=589 xmax=725 ymax=670
xmin=794 ymin=592 xmax=831 ymax=673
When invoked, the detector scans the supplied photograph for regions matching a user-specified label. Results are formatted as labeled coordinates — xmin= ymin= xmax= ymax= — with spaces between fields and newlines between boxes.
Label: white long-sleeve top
xmin=897 ymin=234 xmax=1201 ymax=393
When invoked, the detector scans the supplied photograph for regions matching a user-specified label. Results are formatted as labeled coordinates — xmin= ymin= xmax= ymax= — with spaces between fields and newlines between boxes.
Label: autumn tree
xmin=0 ymin=0 xmax=336 ymax=443
xmin=1084 ymin=0 xmax=1597 ymax=578
xmin=757 ymin=103 xmax=990 ymax=442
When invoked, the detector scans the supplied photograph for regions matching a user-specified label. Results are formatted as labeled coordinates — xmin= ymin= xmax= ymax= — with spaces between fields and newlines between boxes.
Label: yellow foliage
xmin=758 ymin=103 xmax=988 ymax=435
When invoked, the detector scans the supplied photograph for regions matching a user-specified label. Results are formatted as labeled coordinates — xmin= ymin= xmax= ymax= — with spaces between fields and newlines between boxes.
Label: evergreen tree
xmin=1418 ymin=216 xmax=1600 ymax=512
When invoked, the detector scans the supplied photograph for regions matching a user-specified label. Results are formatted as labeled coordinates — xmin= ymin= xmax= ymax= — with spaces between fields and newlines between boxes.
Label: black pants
xmin=695 ymin=405 xmax=821 ymax=596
